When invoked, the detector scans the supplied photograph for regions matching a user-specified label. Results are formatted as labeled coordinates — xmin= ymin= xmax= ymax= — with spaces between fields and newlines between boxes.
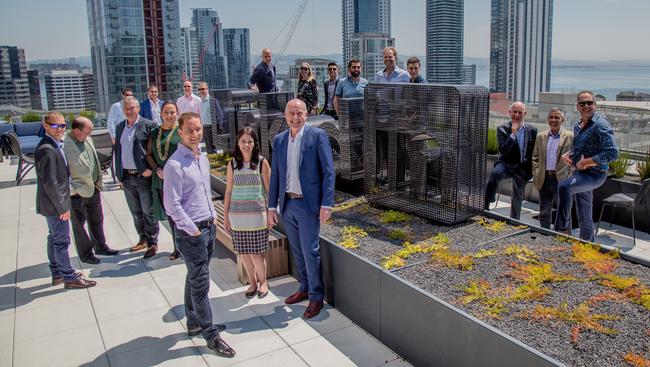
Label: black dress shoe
xmin=207 ymin=336 xmax=236 ymax=358
xmin=95 ymin=248 xmax=119 ymax=256
xmin=80 ymin=257 xmax=100 ymax=265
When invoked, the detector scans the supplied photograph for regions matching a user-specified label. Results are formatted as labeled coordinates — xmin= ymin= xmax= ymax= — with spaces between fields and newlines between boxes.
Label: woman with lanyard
xmin=146 ymin=101 xmax=182 ymax=260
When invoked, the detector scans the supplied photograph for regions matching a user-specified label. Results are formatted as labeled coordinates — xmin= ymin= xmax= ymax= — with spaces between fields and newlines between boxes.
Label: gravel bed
xmin=325 ymin=198 xmax=650 ymax=366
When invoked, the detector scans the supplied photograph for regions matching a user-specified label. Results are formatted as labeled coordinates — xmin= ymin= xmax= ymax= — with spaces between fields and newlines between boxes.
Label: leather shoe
xmin=168 ymin=250 xmax=181 ymax=261
xmin=64 ymin=277 xmax=97 ymax=289
xmin=285 ymin=290 xmax=308 ymax=305
xmin=188 ymin=324 xmax=226 ymax=336
xmin=52 ymin=271 xmax=83 ymax=286
xmin=245 ymin=287 xmax=258 ymax=299
xmin=143 ymin=245 xmax=157 ymax=259
xmin=80 ymin=256 xmax=100 ymax=265
xmin=207 ymin=336 xmax=236 ymax=358
xmin=129 ymin=241 xmax=147 ymax=252
xmin=303 ymin=300 xmax=324 ymax=319
xmin=95 ymin=247 xmax=119 ymax=256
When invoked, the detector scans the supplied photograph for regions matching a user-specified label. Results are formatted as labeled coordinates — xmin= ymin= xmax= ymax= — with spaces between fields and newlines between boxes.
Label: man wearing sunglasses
xmin=197 ymin=82 xmax=224 ymax=153
xmin=555 ymin=91 xmax=618 ymax=241
xmin=35 ymin=111 xmax=96 ymax=289
xmin=321 ymin=62 xmax=339 ymax=119
xmin=177 ymin=80 xmax=201 ymax=115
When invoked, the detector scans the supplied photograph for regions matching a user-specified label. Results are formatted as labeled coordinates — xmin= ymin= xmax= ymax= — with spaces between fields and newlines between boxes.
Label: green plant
xmin=487 ymin=127 xmax=498 ymax=155
xmin=623 ymin=350 xmax=650 ymax=367
xmin=79 ymin=110 xmax=96 ymax=121
xmin=379 ymin=210 xmax=411 ymax=223
xmin=21 ymin=112 xmax=42 ymax=122
xmin=503 ymin=244 xmax=540 ymax=263
xmin=388 ymin=228 xmax=408 ymax=241
xmin=338 ymin=225 xmax=367 ymax=249
xmin=477 ymin=217 xmax=507 ymax=232
xmin=609 ymin=152 xmax=632 ymax=178
xmin=636 ymin=148 xmax=650 ymax=180
xmin=207 ymin=152 xmax=232 ymax=176
xmin=571 ymin=240 xmax=619 ymax=275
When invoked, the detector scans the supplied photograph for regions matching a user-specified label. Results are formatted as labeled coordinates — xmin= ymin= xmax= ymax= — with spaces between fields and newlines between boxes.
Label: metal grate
xmin=211 ymin=89 xmax=259 ymax=151
xmin=338 ymin=97 xmax=365 ymax=180
xmin=259 ymin=92 xmax=294 ymax=158
xmin=363 ymin=83 xmax=489 ymax=224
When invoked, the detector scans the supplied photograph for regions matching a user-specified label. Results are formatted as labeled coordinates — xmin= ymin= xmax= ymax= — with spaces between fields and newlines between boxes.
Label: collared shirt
xmin=46 ymin=133 xmax=67 ymax=167
xmin=326 ymin=79 xmax=337 ymax=109
xmin=163 ymin=143 xmax=217 ymax=235
xmin=120 ymin=116 xmax=140 ymax=170
xmin=149 ymin=98 xmax=162 ymax=125
xmin=199 ymin=95 xmax=212 ymax=126
xmin=409 ymin=75 xmax=427 ymax=84
xmin=334 ymin=76 xmax=369 ymax=99
xmin=107 ymin=101 xmax=125 ymax=139
xmin=571 ymin=113 xmax=619 ymax=172
xmin=176 ymin=94 xmax=201 ymax=115
xmin=510 ymin=122 xmax=527 ymax=162
xmin=375 ymin=67 xmax=410 ymax=83
xmin=248 ymin=62 xmax=277 ymax=93
xmin=286 ymin=125 xmax=305 ymax=196
xmin=545 ymin=130 xmax=561 ymax=171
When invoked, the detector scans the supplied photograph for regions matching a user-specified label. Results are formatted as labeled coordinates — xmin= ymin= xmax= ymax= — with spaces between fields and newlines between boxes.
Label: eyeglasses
xmin=328 ymin=68 xmax=337 ymax=71
xmin=47 ymin=123 xmax=67 ymax=129
xmin=300 ymin=67 xmax=309 ymax=71
xmin=578 ymin=101 xmax=595 ymax=107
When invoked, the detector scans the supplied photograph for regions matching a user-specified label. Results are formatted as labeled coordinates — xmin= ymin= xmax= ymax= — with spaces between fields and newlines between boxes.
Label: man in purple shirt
xmin=163 ymin=112 xmax=235 ymax=358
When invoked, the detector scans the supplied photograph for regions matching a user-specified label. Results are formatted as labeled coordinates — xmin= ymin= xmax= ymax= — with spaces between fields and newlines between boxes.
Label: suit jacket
xmin=496 ymin=121 xmax=538 ymax=179
xmin=114 ymin=117 xmax=157 ymax=182
xmin=63 ymin=133 xmax=102 ymax=197
xmin=35 ymin=135 xmax=70 ymax=216
xmin=532 ymin=129 xmax=574 ymax=191
xmin=321 ymin=78 xmax=339 ymax=112
xmin=139 ymin=98 xmax=163 ymax=122
xmin=268 ymin=125 xmax=335 ymax=216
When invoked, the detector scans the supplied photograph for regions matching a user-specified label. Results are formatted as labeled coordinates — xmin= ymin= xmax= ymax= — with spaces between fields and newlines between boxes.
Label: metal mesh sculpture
xmin=364 ymin=83 xmax=489 ymax=224
xmin=338 ymin=97 xmax=365 ymax=180
xmin=259 ymin=92 xmax=294 ymax=157
xmin=211 ymin=89 xmax=258 ymax=151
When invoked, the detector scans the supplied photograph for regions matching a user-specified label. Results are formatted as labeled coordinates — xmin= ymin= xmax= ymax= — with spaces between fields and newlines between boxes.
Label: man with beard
xmin=333 ymin=59 xmax=368 ymax=116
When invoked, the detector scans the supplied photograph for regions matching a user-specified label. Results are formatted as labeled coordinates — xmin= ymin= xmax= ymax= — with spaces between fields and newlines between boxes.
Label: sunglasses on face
xmin=47 ymin=123 xmax=67 ymax=129
xmin=328 ymin=68 xmax=337 ymax=71
xmin=578 ymin=101 xmax=595 ymax=107
xmin=300 ymin=67 xmax=309 ymax=70
xmin=198 ymin=88 xmax=207 ymax=90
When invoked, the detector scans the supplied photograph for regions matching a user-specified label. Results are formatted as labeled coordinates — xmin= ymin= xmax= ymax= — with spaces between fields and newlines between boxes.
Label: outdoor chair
xmin=5 ymin=132 xmax=35 ymax=185
xmin=91 ymin=130 xmax=115 ymax=183
xmin=596 ymin=178 xmax=650 ymax=246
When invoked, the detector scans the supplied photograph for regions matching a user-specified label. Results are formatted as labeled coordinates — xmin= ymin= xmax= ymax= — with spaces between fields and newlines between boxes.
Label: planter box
xmin=210 ymin=173 xmax=227 ymax=196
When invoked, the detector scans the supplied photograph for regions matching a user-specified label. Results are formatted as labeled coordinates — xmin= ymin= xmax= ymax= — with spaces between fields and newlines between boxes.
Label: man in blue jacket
xmin=267 ymin=99 xmax=335 ymax=319
xmin=139 ymin=84 xmax=163 ymax=125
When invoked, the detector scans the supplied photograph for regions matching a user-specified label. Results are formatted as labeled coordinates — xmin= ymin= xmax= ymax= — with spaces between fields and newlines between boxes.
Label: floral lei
xmin=156 ymin=124 xmax=177 ymax=162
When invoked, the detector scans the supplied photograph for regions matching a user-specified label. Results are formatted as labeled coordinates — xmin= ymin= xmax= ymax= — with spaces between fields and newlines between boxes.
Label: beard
xmin=350 ymin=70 xmax=360 ymax=78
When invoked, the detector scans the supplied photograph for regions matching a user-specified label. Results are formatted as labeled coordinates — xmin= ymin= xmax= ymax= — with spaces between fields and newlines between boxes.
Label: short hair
xmin=347 ymin=59 xmax=361 ymax=68
xmin=327 ymin=62 xmax=337 ymax=68
xmin=198 ymin=82 xmax=208 ymax=89
xmin=406 ymin=56 xmax=420 ymax=66
xmin=178 ymin=112 xmax=200 ymax=127
xmin=577 ymin=90 xmax=595 ymax=101
xmin=509 ymin=101 xmax=526 ymax=111
xmin=383 ymin=47 xmax=397 ymax=58
xmin=121 ymin=87 xmax=133 ymax=95
xmin=43 ymin=111 xmax=64 ymax=124
xmin=123 ymin=96 xmax=140 ymax=107
xmin=147 ymin=84 xmax=158 ymax=91
xmin=71 ymin=116 xmax=92 ymax=130
xmin=547 ymin=107 xmax=565 ymax=121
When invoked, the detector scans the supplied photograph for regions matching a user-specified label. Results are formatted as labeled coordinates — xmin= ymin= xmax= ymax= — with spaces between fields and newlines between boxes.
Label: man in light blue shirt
xmin=333 ymin=59 xmax=368 ymax=115
xmin=107 ymin=88 xmax=133 ymax=144
xmin=375 ymin=47 xmax=410 ymax=83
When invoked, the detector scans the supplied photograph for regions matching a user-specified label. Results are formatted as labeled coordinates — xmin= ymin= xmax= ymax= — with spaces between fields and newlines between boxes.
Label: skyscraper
xmin=0 ymin=46 xmax=30 ymax=108
xmin=44 ymin=70 xmax=96 ymax=111
xmin=349 ymin=33 xmax=395 ymax=80
xmin=342 ymin=0 xmax=391 ymax=67
xmin=181 ymin=26 xmax=200 ymax=83
xmin=489 ymin=0 xmax=553 ymax=103
xmin=426 ymin=0 xmax=464 ymax=84
xmin=86 ymin=0 xmax=183 ymax=113
xmin=223 ymin=28 xmax=250 ymax=89
xmin=191 ymin=8 xmax=228 ymax=89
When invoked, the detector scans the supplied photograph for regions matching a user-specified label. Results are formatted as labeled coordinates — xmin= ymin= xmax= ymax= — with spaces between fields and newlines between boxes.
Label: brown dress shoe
xmin=143 ymin=245 xmax=158 ymax=259
xmin=52 ymin=271 xmax=84 ymax=286
xmin=129 ymin=241 xmax=147 ymax=252
xmin=303 ymin=300 xmax=324 ymax=319
xmin=64 ymin=277 xmax=97 ymax=289
xmin=285 ymin=290 xmax=308 ymax=305
xmin=207 ymin=336 xmax=236 ymax=358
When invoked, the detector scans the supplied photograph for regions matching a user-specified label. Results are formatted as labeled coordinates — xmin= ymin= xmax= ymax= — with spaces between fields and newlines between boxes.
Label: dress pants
xmin=485 ymin=163 xmax=529 ymax=220
xmin=555 ymin=170 xmax=607 ymax=241
xmin=122 ymin=174 xmax=159 ymax=246
xmin=176 ymin=223 xmax=220 ymax=342
xmin=157 ymin=188 xmax=177 ymax=252
xmin=282 ymin=196 xmax=324 ymax=302
xmin=70 ymin=188 xmax=109 ymax=260
xmin=538 ymin=175 xmax=559 ymax=229
xmin=45 ymin=216 xmax=78 ymax=281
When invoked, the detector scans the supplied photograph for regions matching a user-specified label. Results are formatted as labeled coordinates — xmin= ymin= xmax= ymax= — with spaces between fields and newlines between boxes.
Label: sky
xmin=1 ymin=0 xmax=649 ymax=62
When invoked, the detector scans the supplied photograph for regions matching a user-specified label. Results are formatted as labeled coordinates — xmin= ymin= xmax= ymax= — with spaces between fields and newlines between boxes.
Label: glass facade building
xmin=342 ymin=0 xmax=391 ymax=68
xmin=191 ymin=8 xmax=228 ymax=89
xmin=223 ymin=28 xmax=250 ymax=89
xmin=0 ymin=46 xmax=30 ymax=108
xmin=349 ymin=33 xmax=395 ymax=81
xmin=425 ymin=0 xmax=464 ymax=84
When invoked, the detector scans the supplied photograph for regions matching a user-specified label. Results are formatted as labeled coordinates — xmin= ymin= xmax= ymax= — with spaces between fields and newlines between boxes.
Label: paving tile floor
xmin=0 ymin=160 xmax=411 ymax=367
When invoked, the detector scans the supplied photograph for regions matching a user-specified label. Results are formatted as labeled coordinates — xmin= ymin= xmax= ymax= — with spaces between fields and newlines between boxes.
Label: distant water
xmin=474 ymin=63 xmax=650 ymax=101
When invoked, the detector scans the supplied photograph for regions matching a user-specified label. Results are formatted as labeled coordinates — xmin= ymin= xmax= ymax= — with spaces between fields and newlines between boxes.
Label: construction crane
xmin=277 ymin=0 xmax=309 ymax=61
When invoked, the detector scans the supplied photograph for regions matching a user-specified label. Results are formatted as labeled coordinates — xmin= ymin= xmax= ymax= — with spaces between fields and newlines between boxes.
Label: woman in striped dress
xmin=224 ymin=127 xmax=271 ymax=298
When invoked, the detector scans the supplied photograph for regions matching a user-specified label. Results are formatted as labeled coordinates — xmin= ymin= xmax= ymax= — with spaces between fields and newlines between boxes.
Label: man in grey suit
xmin=64 ymin=117 xmax=119 ymax=264
xmin=484 ymin=102 xmax=538 ymax=219
xmin=114 ymin=96 xmax=159 ymax=259
xmin=36 ymin=111 xmax=96 ymax=289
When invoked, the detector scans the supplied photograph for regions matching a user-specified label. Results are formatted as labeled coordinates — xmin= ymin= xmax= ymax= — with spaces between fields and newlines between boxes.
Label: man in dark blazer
xmin=139 ymin=84 xmax=164 ymax=125
xmin=267 ymin=99 xmax=336 ymax=319
xmin=321 ymin=62 xmax=339 ymax=119
xmin=484 ymin=101 xmax=538 ymax=219
xmin=115 ymin=96 xmax=159 ymax=258
xmin=248 ymin=48 xmax=277 ymax=93
xmin=36 ymin=111 xmax=96 ymax=289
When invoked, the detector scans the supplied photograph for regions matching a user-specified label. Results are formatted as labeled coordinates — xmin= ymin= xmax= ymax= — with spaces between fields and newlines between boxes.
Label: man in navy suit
xmin=484 ymin=101 xmax=538 ymax=219
xmin=267 ymin=99 xmax=335 ymax=319
xmin=139 ymin=84 xmax=164 ymax=125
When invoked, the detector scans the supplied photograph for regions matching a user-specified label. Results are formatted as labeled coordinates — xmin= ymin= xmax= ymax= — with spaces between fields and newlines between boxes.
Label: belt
xmin=123 ymin=169 xmax=139 ymax=176
xmin=286 ymin=192 xmax=303 ymax=199
xmin=194 ymin=219 xmax=213 ymax=229
xmin=546 ymin=170 xmax=556 ymax=176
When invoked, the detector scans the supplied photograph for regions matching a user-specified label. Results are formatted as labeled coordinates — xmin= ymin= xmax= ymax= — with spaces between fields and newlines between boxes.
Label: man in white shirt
xmin=107 ymin=88 xmax=133 ymax=144
xmin=176 ymin=80 xmax=201 ymax=115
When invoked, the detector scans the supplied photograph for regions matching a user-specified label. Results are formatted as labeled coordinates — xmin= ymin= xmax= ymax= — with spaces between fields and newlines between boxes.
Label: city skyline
xmin=1 ymin=0 xmax=649 ymax=62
